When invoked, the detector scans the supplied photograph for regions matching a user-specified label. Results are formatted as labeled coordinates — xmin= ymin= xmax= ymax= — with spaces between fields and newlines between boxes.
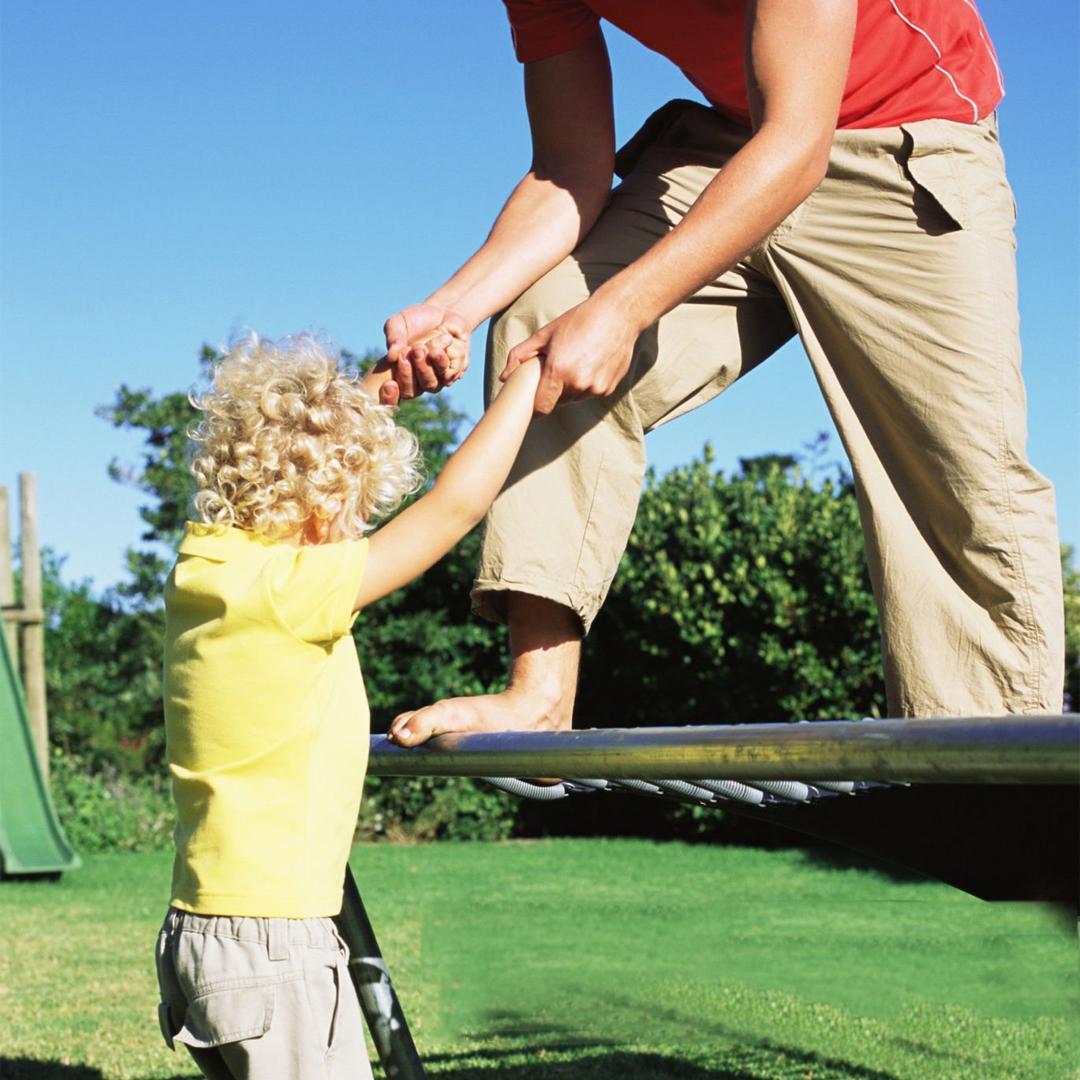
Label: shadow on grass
xmin=3 ymin=1043 xmax=899 ymax=1080
xmin=425 ymin=1043 xmax=901 ymax=1079
xmin=0 ymin=1062 xmax=194 ymax=1080
xmin=426 ymin=1048 xmax=747 ymax=1078
xmin=423 ymin=1007 xmax=901 ymax=1080
xmin=1 ymin=1065 xmax=105 ymax=1080
xmin=795 ymin=843 xmax=930 ymax=882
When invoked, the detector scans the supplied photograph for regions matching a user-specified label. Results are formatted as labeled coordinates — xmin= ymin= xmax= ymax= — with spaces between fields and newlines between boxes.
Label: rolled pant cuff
xmin=470 ymin=576 xmax=599 ymax=635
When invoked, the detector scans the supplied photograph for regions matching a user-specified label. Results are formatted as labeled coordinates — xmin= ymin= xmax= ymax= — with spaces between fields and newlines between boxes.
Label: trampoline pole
xmin=334 ymin=865 xmax=427 ymax=1080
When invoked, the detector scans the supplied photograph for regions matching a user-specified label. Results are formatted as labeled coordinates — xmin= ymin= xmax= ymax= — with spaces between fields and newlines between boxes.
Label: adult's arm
xmin=503 ymin=0 xmax=857 ymax=413
xmin=380 ymin=33 xmax=615 ymax=403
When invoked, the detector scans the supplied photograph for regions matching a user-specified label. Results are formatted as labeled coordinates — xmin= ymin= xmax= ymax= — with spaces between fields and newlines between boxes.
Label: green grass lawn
xmin=1 ymin=840 xmax=1076 ymax=1079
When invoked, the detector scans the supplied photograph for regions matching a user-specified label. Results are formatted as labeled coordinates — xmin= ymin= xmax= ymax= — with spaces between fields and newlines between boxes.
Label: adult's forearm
xmin=425 ymin=168 xmax=611 ymax=331
xmin=595 ymin=122 xmax=829 ymax=333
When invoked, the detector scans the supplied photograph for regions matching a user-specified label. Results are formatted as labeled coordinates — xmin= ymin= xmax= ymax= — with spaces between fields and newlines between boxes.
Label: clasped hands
xmin=380 ymin=297 xmax=638 ymax=414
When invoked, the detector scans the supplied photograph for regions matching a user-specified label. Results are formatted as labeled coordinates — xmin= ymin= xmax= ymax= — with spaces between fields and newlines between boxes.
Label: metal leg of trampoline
xmin=334 ymin=865 xmax=427 ymax=1080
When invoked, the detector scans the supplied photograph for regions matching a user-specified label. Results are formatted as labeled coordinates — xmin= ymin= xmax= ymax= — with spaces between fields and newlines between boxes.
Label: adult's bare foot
xmin=387 ymin=680 xmax=566 ymax=746
xmin=388 ymin=593 xmax=581 ymax=746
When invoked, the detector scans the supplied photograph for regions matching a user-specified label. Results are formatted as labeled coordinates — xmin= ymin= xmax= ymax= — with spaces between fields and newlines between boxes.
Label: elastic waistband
xmin=624 ymin=98 xmax=996 ymax=169
xmin=165 ymin=907 xmax=344 ymax=959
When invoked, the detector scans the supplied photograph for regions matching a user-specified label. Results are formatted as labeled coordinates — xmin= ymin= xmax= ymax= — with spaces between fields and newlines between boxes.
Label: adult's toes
xmin=401 ymin=706 xmax=446 ymax=745
xmin=388 ymin=711 xmax=416 ymax=743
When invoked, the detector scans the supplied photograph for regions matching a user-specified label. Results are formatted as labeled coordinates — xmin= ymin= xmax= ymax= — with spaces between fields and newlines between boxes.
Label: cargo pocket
xmin=900 ymin=119 xmax=969 ymax=233
xmin=172 ymin=984 xmax=275 ymax=1049
xmin=155 ymin=915 xmax=186 ymax=1051
xmin=614 ymin=98 xmax=701 ymax=179
xmin=301 ymin=943 xmax=347 ymax=1054
xmin=157 ymin=1001 xmax=180 ymax=1051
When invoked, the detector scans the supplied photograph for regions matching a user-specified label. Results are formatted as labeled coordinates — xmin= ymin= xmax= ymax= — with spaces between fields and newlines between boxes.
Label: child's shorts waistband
xmin=164 ymin=906 xmax=345 ymax=960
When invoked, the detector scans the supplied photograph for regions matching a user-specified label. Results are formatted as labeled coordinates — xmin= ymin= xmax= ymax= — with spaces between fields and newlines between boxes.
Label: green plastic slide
xmin=0 ymin=628 xmax=79 ymax=876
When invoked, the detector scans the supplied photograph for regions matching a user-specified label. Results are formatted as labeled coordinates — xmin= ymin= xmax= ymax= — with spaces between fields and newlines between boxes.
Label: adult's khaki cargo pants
xmin=473 ymin=100 xmax=1064 ymax=717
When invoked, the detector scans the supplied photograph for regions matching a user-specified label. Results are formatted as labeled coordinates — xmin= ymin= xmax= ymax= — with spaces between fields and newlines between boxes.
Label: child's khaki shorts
xmin=156 ymin=908 xmax=373 ymax=1080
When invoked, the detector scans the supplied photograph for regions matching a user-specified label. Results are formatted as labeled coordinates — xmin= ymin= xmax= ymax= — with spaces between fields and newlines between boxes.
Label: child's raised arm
xmin=353 ymin=359 xmax=541 ymax=610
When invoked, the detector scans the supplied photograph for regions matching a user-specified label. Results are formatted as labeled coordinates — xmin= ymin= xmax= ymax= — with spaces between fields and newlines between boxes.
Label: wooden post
xmin=19 ymin=473 xmax=48 ymax=778
xmin=0 ymin=485 xmax=18 ymax=668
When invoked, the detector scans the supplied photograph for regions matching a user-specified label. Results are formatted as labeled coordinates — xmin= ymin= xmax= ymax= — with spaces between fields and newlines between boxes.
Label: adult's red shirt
xmin=503 ymin=0 xmax=1004 ymax=129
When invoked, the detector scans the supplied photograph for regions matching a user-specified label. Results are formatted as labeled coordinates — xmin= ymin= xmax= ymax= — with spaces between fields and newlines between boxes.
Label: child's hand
xmin=382 ymin=305 xmax=471 ymax=404
xmin=364 ymin=321 xmax=470 ymax=405
xmin=500 ymin=294 xmax=637 ymax=415
xmin=400 ymin=322 xmax=469 ymax=391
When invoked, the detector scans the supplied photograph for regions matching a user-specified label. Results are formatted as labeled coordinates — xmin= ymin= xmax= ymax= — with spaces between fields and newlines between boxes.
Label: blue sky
xmin=1 ymin=1 xmax=1077 ymax=589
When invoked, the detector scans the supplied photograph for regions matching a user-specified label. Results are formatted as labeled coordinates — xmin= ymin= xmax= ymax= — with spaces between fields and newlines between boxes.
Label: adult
xmin=380 ymin=0 xmax=1064 ymax=744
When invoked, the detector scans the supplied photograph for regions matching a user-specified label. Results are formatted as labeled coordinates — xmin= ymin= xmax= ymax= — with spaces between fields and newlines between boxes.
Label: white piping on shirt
xmin=958 ymin=0 xmax=1006 ymax=97
xmin=887 ymin=0 xmax=981 ymax=122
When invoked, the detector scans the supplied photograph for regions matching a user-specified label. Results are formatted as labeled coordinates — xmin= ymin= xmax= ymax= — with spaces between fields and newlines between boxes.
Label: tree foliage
xmin=95 ymin=349 xmax=212 ymax=602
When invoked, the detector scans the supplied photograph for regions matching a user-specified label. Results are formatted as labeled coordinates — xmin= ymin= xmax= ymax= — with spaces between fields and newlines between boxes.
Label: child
xmin=154 ymin=331 xmax=539 ymax=1079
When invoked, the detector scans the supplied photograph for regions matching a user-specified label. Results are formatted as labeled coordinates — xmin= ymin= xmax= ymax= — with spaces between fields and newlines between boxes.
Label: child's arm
xmin=360 ymin=358 xmax=394 ymax=401
xmin=353 ymin=359 xmax=541 ymax=610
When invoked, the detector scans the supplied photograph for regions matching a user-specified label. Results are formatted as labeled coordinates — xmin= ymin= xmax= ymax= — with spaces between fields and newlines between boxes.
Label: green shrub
xmin=1063 ymin=546 xmax=1079 ymax=713
xmin=354 ymin=529 xmax=505 ymax=733
xmin=48 ymin=749 xmax=517 ymax=852
xmin=580 ymin=447 xmax=886 ymax=729
xmin=43 ymin=552 xmax=165 ymax=774
xmin=358 ymin=776 xmax=516 ymax=842
xmin=49 ymin=750 xmax=173 ymax=854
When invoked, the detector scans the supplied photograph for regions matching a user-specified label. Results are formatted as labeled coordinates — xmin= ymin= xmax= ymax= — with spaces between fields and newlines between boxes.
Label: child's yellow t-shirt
xmin=164 ymin=522 xmax=370 ymax=917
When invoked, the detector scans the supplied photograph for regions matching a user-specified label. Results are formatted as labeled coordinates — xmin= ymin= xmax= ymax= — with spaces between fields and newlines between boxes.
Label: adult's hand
xmin=501 ymin=296 xmax=640 ymax=415
xmin=381 ymin=304 xmax=471 ymax=405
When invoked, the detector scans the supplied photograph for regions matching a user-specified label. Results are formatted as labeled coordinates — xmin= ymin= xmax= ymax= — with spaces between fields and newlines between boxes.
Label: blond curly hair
xmin=189 ymin=333 xmax=421 ymax=540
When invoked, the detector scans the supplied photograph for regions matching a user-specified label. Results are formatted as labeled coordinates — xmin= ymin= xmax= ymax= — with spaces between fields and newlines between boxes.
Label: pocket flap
xmin=173 ymin=985 xmax=274 ymax=1049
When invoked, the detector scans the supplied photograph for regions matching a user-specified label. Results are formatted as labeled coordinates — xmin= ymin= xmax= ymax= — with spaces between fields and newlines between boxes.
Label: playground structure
xmin=365 ymin=718 xmax=1080 ymax=906
xmin=0 ymin=475 xmax=79 ymax=877
xmin=367 ymin=716 xmax=1077 ymax=784
xmin=340 ymin=716 xmax=1080 ymax=1080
